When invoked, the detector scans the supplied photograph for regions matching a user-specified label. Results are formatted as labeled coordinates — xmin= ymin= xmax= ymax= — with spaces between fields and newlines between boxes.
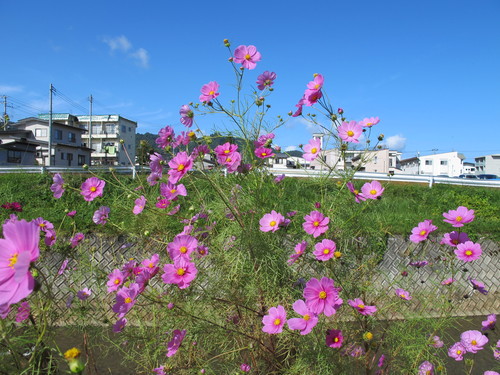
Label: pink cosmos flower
xmin=409 ymin=219 xmax=438 ymax=243
xmin=67 ymin=210 xmax=77 ymax=217
xmin=326 ymin=329 xmax=343 ymax=348
xmin=361 ymin=181 xmax=384 ymax=199
xmin=50 ymin=173 xmax=65 ymax=198
xmin=441 ymin=277 xmax=455 ymax=285
xmin=199 ymin=81 xmax=220 ymax=102
xmin=112 ymin=283 xmax=140 ymax=318
xmin=395 ymin=288 xmax=412 ymax=300
xmin=254 ymin=146 xmax=274 ymax=159
xmin=149 ymin=152 xmax=164 ymax=174
xmin=455 ymin=241 xmax=482 ymax=262
xmin=347 ymin=182 xmax=366 ymax=203
xmin=484 ymin=372 xmax=500 ymax=375
xmin=156 ymin=198 xmax=171 ymax=209
xmin=418 ymin=361 xmax=434 ymax=375
xmin=156 ymin=126 xmax=175 ymax=148
xmin=469 ymin=278 xmax=488 ymax=295
xmin=256 ymin=71 xmax=276 ymax=90
xmin=448 ymin=342 xmax=466 ymax=361
xmin=440 ymin=231 xmax=470 ymax=247
xmin=133 ymin=196 xmax=146 ymax=215
xmin=481 ymin=314 xmax=496 ymax=331
xmin=303 ymin=277 xmax=342 ymax=317
xmin=58 ymin=259 xmax=69 ymax=275
xmin=44 ymin=229 xmax=56 ymax=247
xmin=240 ymin=363 xmax=251 ymax=372
xmin=338 ymin=121 xmax=362 ymax=143
xmin=460 ymin=330 xmax=488 ymax=353
xmin=359 ymin=117 xmax=380 ymax=128
xmin=233 ymin=45 xmax=261 ymax=70
xmin=15 ymin=301 xmax=30 ymax=322
xmin=348 ymin=298 xmax=377 ymax=316
xmin=80 ymin=177 xmax=105 ymax=202
xmin=168 ymin=205 xmax=180 ymax=216
xmin=107 ymin=269 xmax=126 ymax=293
xmin=33 ymin=217 xmax=54 ymax=233
xmin=77 ymin=288 xmax=92 ymax=301
xmin=303 ymin=210 xmax=329 ymax=238
xmin=287 ymin=240 xmax=307 ymax=265
xmin=162 ymin=258 xmax=197 ymax=289
xmin=292 ymin=97 xmax=305 ymax=117
xmin=70 ymin=233 xmax=85 ymax=248
xmin=147 ymin=172 xmax=162 ymax=186
xmin=168 ymin=152 xmax=193 ymax=184
xmin=259 ymin=210 xmax=284 ymax=232
xmin=430 ymin=336 xmax=444 ymax=348
xmin=443 ymin=206 xmax=475 ymax=227
xmin=160 ymin=182 xmax=187 ymax=200
xmin=179 ymin=104 xmax=194 ymax=127
xmin=93 ymin=206 xmax=110 ymax=225
xmin=303 ymin=89 xmax=322 ymax=106
xmin=167 ymin=235 xmax=198 ymax=261
xmin=153 ymin=365 xmax=166 ymax=375
xmin=274 ymin=174 xmax=285 ymax=184
xmin=313 ymin=239 xmax=337 ymax=261
xmin=214 ymin=142 xmax=238 ymax=159
xmin=0 ymin=219 xmax=40 ymax=308
xmin=287 ymin=299 xmax=318 ymax=335
xmin=303 ymin=138 xmax=321 ymax=162
xmin=262 ymin=305 xmax=286 ymax=334
xmin=113 ymin=317 xmax=127 ymax=333
xmin=307 ymin=74 xmax=324 ymax=91
xmin=167 ymin=329 xmax=187 ymax=357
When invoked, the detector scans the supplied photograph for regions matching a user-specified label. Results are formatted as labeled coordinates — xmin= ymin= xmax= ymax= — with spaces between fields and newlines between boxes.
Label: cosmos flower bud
xmin=82 ymin=164 xmax=89 ymax=170
xmin=378 ymin=134 xmax=385 ymax=141
xmin=338 ymin=108 xmax=344 ymax=114
xmin=330 ymin=114 xmax=337 ymax=121
xmin=228 ymin=57 xmax=233 ymax=62
xmin=223 ymin=39 xmax=229 ymax=44
xmin=119 ymin=139 xmax=125 ymax=144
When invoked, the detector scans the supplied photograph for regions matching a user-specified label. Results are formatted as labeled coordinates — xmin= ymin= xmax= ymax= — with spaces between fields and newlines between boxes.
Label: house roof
xmin=13 ymin=117 xmax=87 ymax=131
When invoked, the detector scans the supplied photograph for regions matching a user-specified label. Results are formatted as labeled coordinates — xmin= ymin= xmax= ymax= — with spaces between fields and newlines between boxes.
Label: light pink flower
xmin=70 ymin=233 xmax=85 ymax=248
xmin=409 ymin=219 xmax=438 ymax=243
xmin=168 ymin=152 xmax=193 ymax=184
xmin=44 ymin=229 xmax=56 ymax=247
xmin=50 ymin=173 xmax=65 ymax=198
xmin=259 ymin=210 xmax=284 ymax=232
xmin=303 ymin=277 xmax=342 ymax=317
xmin=395 ymin=288 xmax=412 ymax=300
xmin=338 ymin=121 xmax=362 ymax=143
xmin=80 ymin=177 xmax=105 ymax=202
xmin=307 ymin=74 xmax=324 ymax=91
xmin=440 ymin=231 xmax=470 ymax=247
xmin=77 ymin=288 xmax=92 ymax=301
xmin=256 ymin=71 xmax=276 ymax=90
xmin=166 ymin=329 xmax=187 ymax=357
xmin=455 ymin=241 xmax=482 ymax=262
xmin=359 ymin=117 xmax=380 ymax=128
xmin=112 ymin=283 xmax=140 ymax=318
xmin=160 ymin=182 xmax=187 ymax=200
xmin=240 ymin=363 xmax=251 ymax=372
xmin=348 ymin=298 xmax=377 ymax=316
xmin=460 ymin=330 xmax=488 ymax=353
xmin=167 ymin=235 xmax=198 ymax=261
xmin=15 ymin=301 xmax=30 ymax=322
xmin=233 ymin=45 xmax=261 ymax=70
xmin=441 ymin=277 xmax=455 ymax=285
xmin=443 ymin=206 xmax=475 ymax=227
xmin=156 ymin=126 xmax=175 ymax=148
xmin=162 ymin=258 xmax=197 ymax=289
xmin=287 ymin=240 xmax=307 ymax=265
xmin=303 ymin=210 xmax=329 ymax=238
xmin=313 ymin=239 xmax=337 ymax=261
xmin=199 ymin=81 xmax=220 ymax=102
xmin=448 ymin=342 xmax=466 ymax=361
xmin=347 ymin=182 xmax=366 ymax=203
xmin=93 ymin=206 xmax=110 ymax=225
xmin=418 ymin=361 xmax=434 ymax=375
xmin=133 ymin=196 xmax=146 ymax=215
xmin=430 ymin=336 xmax=444 ymax=348
xmin=361 ymin=180 xmax=384 ymax=199
xmin=287 ymin=299 xmax=318 ymax=335
xmin=326 ymin=329 xmax=343 ymax=348
xmin=179 ymin=104 xmax=194 ymax=127
xmin=262 ymin=305 xmax=286 ymax=334
xmin=303 ymin=138 xmax=321 ymax=161
xmin=107 ymin=269 xmax=126 ymax=293
xmin=254 ymin=146 xmax=274 ymax=159
xmin=481 ymin=314 xmax=496 ymax=331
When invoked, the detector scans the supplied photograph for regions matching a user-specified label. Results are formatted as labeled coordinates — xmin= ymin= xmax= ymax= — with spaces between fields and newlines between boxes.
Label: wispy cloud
xmin=385 ymin=134 xmax=406 ymax=151
xmin=0 ymin=85 xmax=23 ymax=94
xmin=285 ymin=145 xmax=298 ymax=151
xmin=101 ymin=35 xmax=150 ymax=68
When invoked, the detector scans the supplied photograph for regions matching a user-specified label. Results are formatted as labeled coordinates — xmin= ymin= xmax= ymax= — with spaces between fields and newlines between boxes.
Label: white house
xmin=406 ymin=151 xmax=465 ymax=177
xmin=475 ymin=154 xmax=500 ymax=176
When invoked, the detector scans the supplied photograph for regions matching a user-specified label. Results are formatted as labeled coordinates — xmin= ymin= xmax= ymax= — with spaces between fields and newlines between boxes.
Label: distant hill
xmin=286 ymin=150 xmax=303 ymax=157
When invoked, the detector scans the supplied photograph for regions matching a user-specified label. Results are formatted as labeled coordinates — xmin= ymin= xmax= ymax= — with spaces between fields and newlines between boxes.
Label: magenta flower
xmin=359 ymin=117 xmax=380 ymax=128
xmin=156 ymin=126 xmax=175 ymax=148
xmin=395 ymin=288 xmax=412 ymax=300
xmin=112 ymin=283 xmax=140 ymax=318
xmin=455 ymin=241 xmax=482 ymax=262
xmin=303 ymin=88 xmax=323 ymax=106
xmin=460 ymin=330 xmax=488 ymax=353
xmin=292 ymin=97 xmax=305 ymax=117
xmin=469 ymin=278 xmax=489 ymax=295
xmin=361 ymin=180 xmax=384 ymax=200
xmin=132 ymin=195 xmax=146 ymax=215
xmin=215 ymin=142 xmax=238 ymax=159
xmin=50 ymin=173 xmax=65 ymax=198
xmin=307 ymin=74 xmax=324 ymax=91
xmin=303 ymin=277 xmax=342 ymax=317
xmin=348 ymin=298 xmax=377 ymax=316
xmin=179 ymin=104 xmax=194 ymax=127
xmin=326 ymin=329 xmax=344 ymax=348
xmin=409 ymin=219 xmax=438 ymax=243
xmin=481 ymin=314 xmax=496 ymax=331
xmin=0 ymin=219 xmax=40 ymax=308
xmin=448 ymin=342 xmax=467 ymax=361
xmin=303 ymin=210 xmax=329 ymax=238
xmin=77 ymin=288 xmax=92 ymax=301
xmin=93 ymin=206 xmax=110 ymax=225
xmin=153 ymin=366 xmax=166 ymax=375
xmin=70 ymin=233 xmax=85 ymax=248
xmin=347 ymin=182 xmax=366 ymax=203
xmin=80 ymin=177 xmax=105 ymax=202
xmin=67 ymin=210 xmax=77 ymax=217
xmin=303 ymin=138 xmax=321 ymax=162
xmin=168 ymin=152 xmax=193 ymax=184
xmin=440 ymin=231 xmax=470 ymax=247
xmin=441 ymin=277 xmax=455 ymax=285
xmin=443 ymin=206 xmax=475 ymax=227
xmin=167 ymin=234 xmax=198 ymax=261
xmin=313 ymin=239 xmax=337 ymax=261
xmin=240 ymin=363 xmax=251 ymax=372
xmin=430 ymin=336 xmax=444 ymax=348
xmin=256 ymin=71 xmax=276 ymax=90
xmin=166 ymin=329 xmax=187 ymax=357
xmin=233 ymin=45 xmax=261 ymax=70
xmin=113 ymin=317 xmax=127 ymax=333
xmin=107 ymin=269 xmax=126 ymax=293
xmin=338 ymin=121 xmax=362 ymax=143
xmin=409 ymin=260 xmax=428 ymax=268
xmin=199 ymin=81 xmax=220 ymax=103
xmin=162 ymin=258 xmax=197 ymax=289
xmin=287 ymin=240 xmax=307 ymax=265
xmin=418 ymin=361 xmax=434 ymax=375
xmin=262 ymin=305 xmax=287 ymax=334
xmin=33 ymin=217 xmax=54 ymax=233
xmin=15 ymin=301 xmax=30 ymax=323
xmin=254 ymin=146 xmax=274 ymax=159
xmin=378 ymin=354 xmax=386 ymax=368
xmin=58 ymin=259 xmax=69 ymax=275
xmin=44 ymin=229 xmax=56 ymax=247
xmin=160 ymin=182 xmax=187 ymax=201
xmin=259 ymin=210 xmax=284 ymax=233
xmin=274 ymin=174 xmax=285 ymax=184
xmin=287 ymin=299 xmax=318 ymax=335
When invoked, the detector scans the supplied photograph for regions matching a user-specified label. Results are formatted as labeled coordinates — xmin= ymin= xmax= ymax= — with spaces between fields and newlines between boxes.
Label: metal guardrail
xmin=0 ymin=166 xmax=151 ymax=179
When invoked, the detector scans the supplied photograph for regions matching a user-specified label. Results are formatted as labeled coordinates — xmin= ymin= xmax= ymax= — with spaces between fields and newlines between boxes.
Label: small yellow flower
xmin=363 ymin=332 xmax=374 ymax=341
xmin=64 ymin=347 xmax=81 ymax=360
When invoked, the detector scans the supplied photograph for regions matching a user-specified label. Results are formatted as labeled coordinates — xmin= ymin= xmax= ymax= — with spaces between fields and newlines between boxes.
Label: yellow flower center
xmin=40 ymin=223 xmax=46 ymax=227
xmin=334 ymin=251 xmax=342 ymax=258
xmin=456 ymin=216 xmax=463 ymax=222
xmin=323 ymin=248 xmax=330 ymax=255
xmin=148 ymin=262 xmax=154 ymax=268
xmin=188 ymin=131 xmax=195 ymax=137
xmin=311 ymin=147 xmax=317 ymax=154
xmin=452 ymin=239 xmax=459 ymax=244
xmin=114 ymin=278 xmax=120 ymax=284
xmin=457 ymin=350 xmax=462 ymax=355
xmin=358 ymin=304 xmax=365 ymax=309
xmin=313 ymin=221 xmax=320 ymax=227
xmin=177 ymin=164 xmax=185 ymax=171
xmin=303 ymin=314 xmax=310 ymax=321
xmin=354 ymin=189 xmax=359 ymax=195
xmin=334 ymin=337 xmax=339 ymax=342
xmin=209 ymin=90 xmax=215 ymax=96
xmin=366 ymin=122 xmax=373 ymax=127
xmin=179 ymin=246 xmax=188 ymax=254
xmin=471 ymin=340 xmax=477 ymax=345
xmin=245 ymin=54 xmax=251 ymax=60
xmin=261 ymin=152 xmax=267 ymax=157
xmin=8 ymin=253 xmax=18 ymax=268
xmin=170 ymin=189 xmax=176 ymax=194
xmin=465 ymin=250 xmax=473 ymax=256
xmin=314 ymin=84 xmax=320 ymax=89
xmin=226 ymin=157 xmax=232 ymax=162
xmin=347 ymin=130 xmax=354 ymax=137
xmin=269 ymin=220 xmax=276 ymax=227
xmin=124 ymin=297 xmax=132 ymax=304
xmin=401 ymin=294 xmax=406 ymax=298
xmin=370 ymin=189 xmax=377 ymax=195
xmin=319 ymin=291 xmax=327 ymax=299
xmin=273 ymin=318 xmax=281 ymax=325
xmin=90 ymin=186 xmax=97 ymax=192
xmin=177 ymin=268 xmax=186 ymax=276
xmin=420 ymin=230 xmax=427 ymax=236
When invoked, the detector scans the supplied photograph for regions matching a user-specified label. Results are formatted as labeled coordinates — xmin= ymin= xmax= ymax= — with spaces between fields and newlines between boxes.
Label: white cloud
xmin=131 ymin=48 xmax=150 ymax=68
xmin=0 ymin=85 xmax=23 ymax=94
xmin=285 ymin=145 xmax=298 ymax=152
xmin=385 ymin=134 xmax=406 ymax=150
xmin=102 ymin=35 xmax=132 ymax=52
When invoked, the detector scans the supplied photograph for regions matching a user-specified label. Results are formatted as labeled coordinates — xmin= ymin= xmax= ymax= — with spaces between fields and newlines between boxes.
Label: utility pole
xmin=1 ymin=96 xmax=6 ymax=129
xmin=89 ymin=94 xmax=93 ymax=164
xmin=48 ymin=84 xmax=54 ymax=166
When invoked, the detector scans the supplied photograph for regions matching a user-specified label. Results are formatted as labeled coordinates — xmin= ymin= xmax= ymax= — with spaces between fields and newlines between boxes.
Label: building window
xmin=7 ymin=150 xmax=22 ymax=163
xmin=121 ymin=125 xmax=126 ymax=133
xmin=67 ymin=153 xmax=73 ymax=166
xmin=440 ymin=160 xmax=448 ymax=165
xmin=373 ymin=156 xmax=378 ymax=164
xmin=78 ymin=155 xmax=86 ymax=166
xmin=61 ymin=152 xmax=65 ymax=160
xmin=425 ymin=160 xmax=432 ymax=166
xmin=54 ymin=129 xmax=63 ymax=140
xmin=105 ymin=124 xmax=116 ymax=133
xmin=35 ymin=128 xmax=47 ymax=137
xmin=128 ymin=127 xmax=131 ymax=132
xmin=389 ymin=159 xmax=393 ymax=167
xmin=128 ymin=144 xmax=131 ymax=149
xmin=68 ymin=132 xmax=76 ymax=143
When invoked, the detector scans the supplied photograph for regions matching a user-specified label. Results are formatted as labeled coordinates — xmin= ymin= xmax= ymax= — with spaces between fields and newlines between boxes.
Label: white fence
xmin=0 ymin=166 xmax=148 ymax=179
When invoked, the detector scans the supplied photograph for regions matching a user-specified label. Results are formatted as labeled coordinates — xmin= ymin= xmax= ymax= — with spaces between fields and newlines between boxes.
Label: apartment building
xmin=401 ymin=151 xmax=465 ymax=177
xmin=475 ymin=154 xmax=500 ymax=175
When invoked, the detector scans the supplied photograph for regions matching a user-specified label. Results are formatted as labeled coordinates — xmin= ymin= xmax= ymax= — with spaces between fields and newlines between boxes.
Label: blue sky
xmin=2 ymin=0 xmax=499 ymax=161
